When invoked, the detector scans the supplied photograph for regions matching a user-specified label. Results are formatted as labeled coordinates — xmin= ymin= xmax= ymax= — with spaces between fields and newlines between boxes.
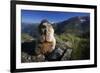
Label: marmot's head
xmin=38 ymin=20 xmax=54 ymax=42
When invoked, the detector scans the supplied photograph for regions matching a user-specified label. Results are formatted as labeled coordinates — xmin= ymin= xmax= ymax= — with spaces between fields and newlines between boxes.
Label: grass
xmin=56 ymin=33 xmax=90 ymax=60
xmin=21 ymin=33 xmax=34 ymax=42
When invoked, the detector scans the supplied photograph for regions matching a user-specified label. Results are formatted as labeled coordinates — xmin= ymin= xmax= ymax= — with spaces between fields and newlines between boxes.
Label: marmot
xmin=35 ymin=20 xmax=56 ymax=56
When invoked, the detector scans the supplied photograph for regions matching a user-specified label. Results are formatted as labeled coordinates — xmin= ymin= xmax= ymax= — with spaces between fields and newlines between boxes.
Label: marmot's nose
xmin=44 ymin=29 xmax=47 ymax=35
xmin=43 ymin=29 xmax=47 ymax=35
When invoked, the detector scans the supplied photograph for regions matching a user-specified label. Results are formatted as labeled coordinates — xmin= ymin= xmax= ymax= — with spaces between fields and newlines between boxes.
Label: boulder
xmin=21 ymin=47 xmax=73 ymax=62
xmin=45 ymin=48 xmax=64 ymax=61
xmin=61 ymin=48 xmax=72 ymax=61
xmin=21 ymin=52 xmax=32 ymax=62
xmin=31 ymin=54 xmax=45 ymax=62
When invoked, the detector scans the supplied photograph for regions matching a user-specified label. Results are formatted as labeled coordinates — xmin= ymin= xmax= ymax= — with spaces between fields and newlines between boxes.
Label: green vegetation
xmin=21 ymin=33 xmax=34 ymax=42
xmin=55 ymin=33 xmax=90 ymax=60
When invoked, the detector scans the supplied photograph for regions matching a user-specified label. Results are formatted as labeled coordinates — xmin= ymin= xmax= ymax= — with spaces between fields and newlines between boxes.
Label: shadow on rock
xmin=21 ymin=40 xmax=36 ymax=55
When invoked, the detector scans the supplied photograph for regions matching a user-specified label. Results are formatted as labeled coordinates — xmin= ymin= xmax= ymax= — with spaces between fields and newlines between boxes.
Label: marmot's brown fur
xmin=35 ymin=20 xmax=56 ymax=56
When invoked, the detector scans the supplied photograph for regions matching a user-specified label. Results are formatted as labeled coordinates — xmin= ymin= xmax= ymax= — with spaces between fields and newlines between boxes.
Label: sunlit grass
xmin=56 ymin=33 xmax=90 ymax=60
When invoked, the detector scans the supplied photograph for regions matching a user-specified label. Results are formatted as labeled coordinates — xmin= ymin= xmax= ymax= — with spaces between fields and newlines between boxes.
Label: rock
xmin=56 ymin=41 xmax=67 ymax=50
xmin=61 ymin=48 xmax=72 ymax=61
xmin=21 ymin=47 xmax=73 ymax=62
xmin=21 ymin=52 xmax=45 ymax=62
xmin=46 ymin=48 xmax=64 ymax=61
xmin=65 ymin=41 xmax=72 ymax=48
xmin=32 ymin=54 xmax=45 ymax=62
xmin=21 ymin=52 xmax=32 ymax=62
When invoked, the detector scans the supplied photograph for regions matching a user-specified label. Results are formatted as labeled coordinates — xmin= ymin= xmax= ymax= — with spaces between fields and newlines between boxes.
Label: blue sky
xmin=21 ymin=10 xmax=90 ymax=23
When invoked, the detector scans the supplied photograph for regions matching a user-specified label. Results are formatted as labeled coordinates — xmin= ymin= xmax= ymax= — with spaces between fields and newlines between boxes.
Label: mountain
xmin=21 ymin=16 xmax=90 ymax=37
xmin=21 ymin=23 xmax=39 ymax=38
xmin=55 ymin=16 xmax=90 ymax=35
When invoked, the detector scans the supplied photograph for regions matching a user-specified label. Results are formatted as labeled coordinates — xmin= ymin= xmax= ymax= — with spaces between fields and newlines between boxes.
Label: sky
xmin=21 ymin=10 xmax=90 ymax=24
